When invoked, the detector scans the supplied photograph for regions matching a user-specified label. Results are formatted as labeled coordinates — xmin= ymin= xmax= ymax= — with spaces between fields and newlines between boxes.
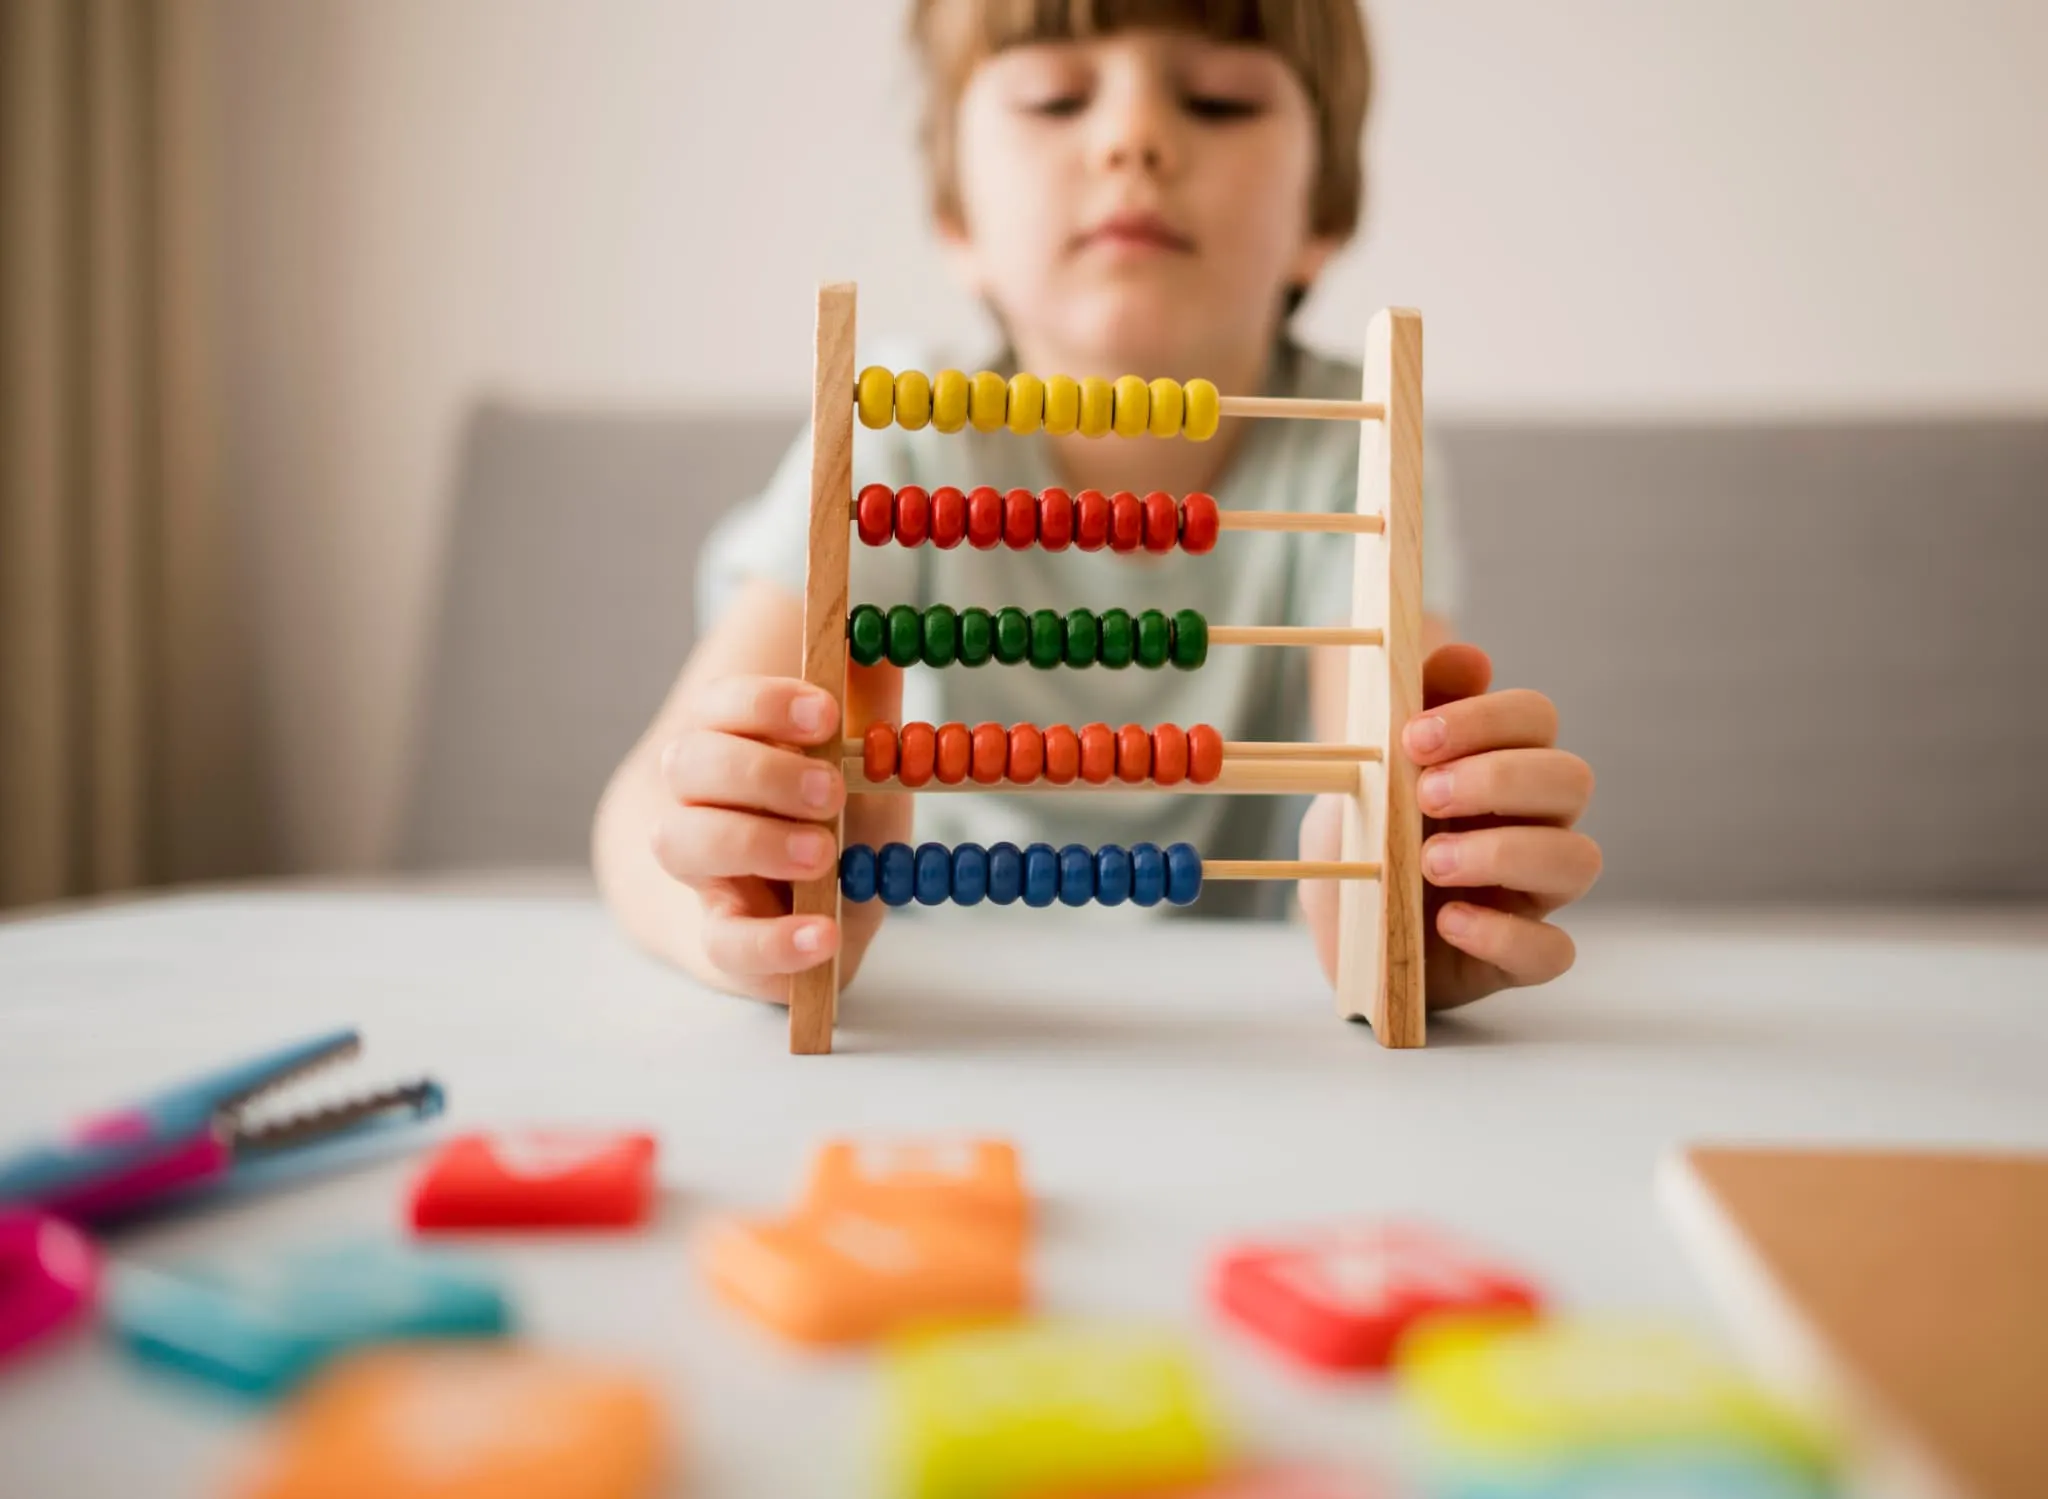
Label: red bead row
xmin=861 ymin=721 xmax=1226 ymax=788
xmin=856 ymin=485 xmax=1220 ymax=555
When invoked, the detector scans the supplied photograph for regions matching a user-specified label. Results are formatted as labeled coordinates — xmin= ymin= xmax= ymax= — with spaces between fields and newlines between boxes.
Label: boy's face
xmin=944 ymin=29 xmax=1337 ymax=375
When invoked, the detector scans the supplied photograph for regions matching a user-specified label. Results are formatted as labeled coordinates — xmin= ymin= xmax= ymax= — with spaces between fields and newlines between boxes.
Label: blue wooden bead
xmin=840 ymin=844 xmax=878 ymax=903
xmin=914 ymin=842 xmax=952 ymax=906
xmin=986 ymin=842 xmax=1024 ymax=905
xmin=1129 ymin=842 xmax=1166 ymax=907
xmin=1165 ymin=842 xmax=1203 ymax=906
xmin=952 ymin=843 xmax=988 ymax=906
xmin=1057 ymin=844 xmax=1095 ymax=906
xmin=1095 ymin=844 xmax=1131 ymax=906
xmin=878 ymin=842 xmax=916 ymax=907
xmin=1022 ymin=843 xmax=1059 ymax=908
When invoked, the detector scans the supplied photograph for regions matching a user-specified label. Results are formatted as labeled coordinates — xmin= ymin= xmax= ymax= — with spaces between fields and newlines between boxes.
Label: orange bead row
xmin=861 ymin=722 xmax=1225 ymax=788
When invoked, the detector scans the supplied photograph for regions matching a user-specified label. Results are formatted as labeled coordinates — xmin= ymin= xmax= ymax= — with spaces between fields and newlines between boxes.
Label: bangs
xmin=940 ymin=0 xmax=1318 ymax=66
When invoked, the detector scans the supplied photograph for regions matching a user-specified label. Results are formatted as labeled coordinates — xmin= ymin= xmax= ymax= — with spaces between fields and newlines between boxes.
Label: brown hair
xmin=908 ymin=0 xmax=1373 ymax=241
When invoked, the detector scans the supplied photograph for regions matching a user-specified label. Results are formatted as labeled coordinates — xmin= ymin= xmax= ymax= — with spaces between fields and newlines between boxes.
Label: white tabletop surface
xmin=1 ymin=888 xmax=2045 ymax=1497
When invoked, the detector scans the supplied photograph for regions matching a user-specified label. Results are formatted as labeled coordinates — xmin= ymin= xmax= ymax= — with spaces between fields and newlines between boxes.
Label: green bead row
xmin=846 ymin=604 xmax=1207 ymax=671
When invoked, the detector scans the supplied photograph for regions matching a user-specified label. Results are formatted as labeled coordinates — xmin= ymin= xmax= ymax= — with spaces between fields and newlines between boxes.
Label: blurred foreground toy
xmin=1399 ymin=1318 xmax=1839 ymax=1498
xmin=228 ymin=1344 xmax=666 ymax=1499
xmin=1212 ymin=1223 xmax=1541 ymax=1373
xmin=0 ymin=1209 xmax=97 ymax=1362
xmin=409 ymin=1131 xmax=657 ymax=1232
xmin=109 ymin=1241 xmax=509 ymax=1398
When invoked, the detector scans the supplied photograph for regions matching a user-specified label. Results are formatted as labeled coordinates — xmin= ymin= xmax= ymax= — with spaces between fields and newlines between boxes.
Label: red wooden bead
xmin=966 ymin=486 xmax=1004 ymax=549
xmin=856 ymin=483 xmax=894 ymax=547
xmin=1151 ymin=723 xmax=1189 ymax=786
xmin=1180 ymin=491 xmax=1220 ymax=553
xmin=1115 ymin=724 xmax=1152 ymax=783
xmin=898 ymin=723 xmax=937 ymax=788
xmin=1078 ymin=723 xmax=1116 ymax=784
xmin=1003 ymin=489 xmax=1037 ymax=550
xmin=863 ymin=722 xmax=898 ymax=784
xmin=1007 ymin=724 xmax=1044 ymax=785
xmin=971 ymin=722 xmax=1008 ymax=784
xmin=1043 ymin=725 xmax=1081 ymax=784
xmin=935 ymin=722 xmax=973 ymax=784
xmin=895 ymin=485 xmax=931 ymax=548
xmin=1188 ymin=723 xmax=1224 ymax=785
xmin=1109 ymin=491 xmax=1144 ymax=552
xmin=930 ymin=486 xmax=968 ymax=549
xmin=1142 ymin=491 xmax=1177 ymax=552
xmin=1038 ymin=488 xmax=1074 ymax=551
xmin=1074 ymin=490 xmax=1111 ymax=551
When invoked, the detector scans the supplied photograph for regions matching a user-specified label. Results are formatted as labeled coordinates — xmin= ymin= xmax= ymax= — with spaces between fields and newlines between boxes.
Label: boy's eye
xmin=1182 ymin=94 xmax=1264 ymax=121
xmin=1021 ymin=93 xmax=1089 ymax=118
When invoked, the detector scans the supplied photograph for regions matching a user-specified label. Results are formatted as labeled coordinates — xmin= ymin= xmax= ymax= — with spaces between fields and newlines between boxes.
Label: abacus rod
xmin=1204 ymin=860 xmax=1382 ymax=881
xmin=840 ymin=758 xmax=1363 ymax=796
xmin=843 ymin=500 xmax=1382 ymax=534
xmin=838 ymin=739 xmax=1381 ymax=762
xmin=1211 ymin=625 xmax=1381 ymax=648
xmin=1217 ymin=395 xmax=1384 ymax=423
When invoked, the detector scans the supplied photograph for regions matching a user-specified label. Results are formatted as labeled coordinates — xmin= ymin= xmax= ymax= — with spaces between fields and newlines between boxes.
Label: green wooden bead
xmin=1097 ymin=608 xmax=1133 ymax=668
xmin=994 ymin=607 xmax=1030 ymax=665
xmin=922 ymin=604 xmax=958 ymax=667
xmin=887 ymin=604 xmax=923 ymax=668
xmin=848 ymin=605 xmax=886 ymax=667
xmin=1063 ymin=608 xmax=1099 ymax=668
xmin=958 ymin=607 xmax=994 ymax=666
xmin=1029 ymin=608 xmax=1065 ymax=669
xmin=1135 ymin=609 xmax=1171 ymax=669
xmin=1170 ymin=608 xmax=1208 ymax=670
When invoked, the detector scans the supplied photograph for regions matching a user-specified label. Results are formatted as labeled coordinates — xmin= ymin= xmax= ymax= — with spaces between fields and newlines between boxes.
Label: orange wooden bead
xmin=863 ymin=723 xmax=899 ymax=784
xmin=1188 ymin=723 xmax=1225 ymax=784
xmin=1079 ymin=723 xmax=1116 ymax=784
xmin=1151 ymin=723 xmax=1189 ymax=786
xmin=935 ymin=722 xmax=972 ymax=784
xmin=1115 ymin=724 xmax=1153 ymax=783
xmin=1043 ymin=725 xmax=1081 ymax=784
xmin=898 ymin=723 xmax=937 ymax=788
xmin=1008 ymin=724 xmax=1045 ymax=785
xmin=971 ymin=722 xmax=1008 ymax=784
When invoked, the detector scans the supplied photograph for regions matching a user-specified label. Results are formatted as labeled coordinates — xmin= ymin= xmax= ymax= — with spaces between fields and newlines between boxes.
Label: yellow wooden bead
xmin=1007 ymin=373 xmax=1045 ymax=435
xmin=970 ymin=371 xmax=1008 ymax=432
xmin=1043 ymin=375 xmax=1080 ymax=436
xmin=932 ymin=370 xmax=970 ymax=434
xmin=857 ymin=366 xmax=896 ymax=430
xmin=1183 ymin=378 xmax=1220 ymax=441
xmin=1112 ymin=375 xmax=1150 ymax=438
xmin=895 ymin=369 xmax=932 ymax=431
xmin=1147 ymin=378 xmax=1183 ymax=439
xmin=1077 ymin=377 xmax=1115 ymax=438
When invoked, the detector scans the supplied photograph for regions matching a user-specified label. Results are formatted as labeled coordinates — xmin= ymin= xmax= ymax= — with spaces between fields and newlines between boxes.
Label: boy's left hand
xmin=1299 ymin=643 xmax=1600 ymax=1012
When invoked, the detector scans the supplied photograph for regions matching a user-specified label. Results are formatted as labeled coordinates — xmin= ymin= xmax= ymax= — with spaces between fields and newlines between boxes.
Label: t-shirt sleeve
xmin=695 ymin=414 xmax=928 ymax=638
xmin=1292 ymin=434 xmax=1466 ymax=632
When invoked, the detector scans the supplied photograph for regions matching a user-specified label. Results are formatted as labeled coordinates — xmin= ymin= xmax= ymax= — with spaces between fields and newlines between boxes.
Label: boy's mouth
xmin=1074 ymin=211 xmax=1196 ymax=256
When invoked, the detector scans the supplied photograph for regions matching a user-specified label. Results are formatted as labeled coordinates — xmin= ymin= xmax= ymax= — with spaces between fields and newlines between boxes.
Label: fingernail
xmin=1418 ymin=768 xmax=1452 ymax=812
xmin=1424 ymin=837 xmax=1459 ymax=878
xmin=1440 ymin=903 xmax=1474 ymax=938
xmin=801 ymin=767 xmax=834 ymax=809
xmin=790 ymin=694 xmax=830 ymax=735
xmin=1407 ymin=715 xmax=1448 ymax=755
xmin=793 ymin=921 xmax=828 ymax=955
xmin=788 ymin=830 xmax=832 ymax=868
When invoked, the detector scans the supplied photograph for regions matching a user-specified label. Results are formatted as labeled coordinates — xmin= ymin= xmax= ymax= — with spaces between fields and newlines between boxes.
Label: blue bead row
xmin=839 ymin=841 xmax=1202 ymax=909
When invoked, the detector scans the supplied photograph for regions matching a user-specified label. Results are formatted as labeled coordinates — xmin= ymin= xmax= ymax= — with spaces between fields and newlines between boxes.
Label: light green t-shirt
xmin=698 ymin=337 xmax=1462 ymax=919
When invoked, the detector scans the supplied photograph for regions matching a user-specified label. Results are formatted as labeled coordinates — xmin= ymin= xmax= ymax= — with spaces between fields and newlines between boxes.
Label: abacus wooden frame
xmin=789 ymin=282 xmax=1424 ymax=1054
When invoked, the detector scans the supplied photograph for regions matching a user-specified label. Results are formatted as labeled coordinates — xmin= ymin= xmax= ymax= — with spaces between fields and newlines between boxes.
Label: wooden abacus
xmin=791 ymin=283 xmax=1423 ymax=1056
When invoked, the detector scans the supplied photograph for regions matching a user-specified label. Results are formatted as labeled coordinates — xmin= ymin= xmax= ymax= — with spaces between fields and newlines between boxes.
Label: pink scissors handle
xmin=0 ymin=1211 xmax=98 ymax=1365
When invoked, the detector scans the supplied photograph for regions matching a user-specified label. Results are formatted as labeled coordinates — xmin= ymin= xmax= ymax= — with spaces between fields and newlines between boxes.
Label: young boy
xmin=594 ymin=0 xmax=1599 ymax=1013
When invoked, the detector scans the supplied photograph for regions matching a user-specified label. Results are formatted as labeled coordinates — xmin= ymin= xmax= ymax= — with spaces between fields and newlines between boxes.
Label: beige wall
xmin=213 ymin=0 xmax=2048 ymax=872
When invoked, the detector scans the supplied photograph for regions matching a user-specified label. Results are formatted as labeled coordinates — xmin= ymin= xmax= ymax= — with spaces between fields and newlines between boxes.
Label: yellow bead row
xmin=855 ymin=367 xmax=1220 ymax=442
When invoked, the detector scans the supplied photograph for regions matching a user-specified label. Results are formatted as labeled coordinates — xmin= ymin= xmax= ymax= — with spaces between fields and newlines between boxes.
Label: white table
xmin=2 ymin=890 xmax=2045 ymax=1498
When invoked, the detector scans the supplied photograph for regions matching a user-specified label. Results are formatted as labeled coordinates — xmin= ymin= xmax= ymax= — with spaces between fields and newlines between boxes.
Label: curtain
xmin=0 ymin=0 xmax=266 ymax=909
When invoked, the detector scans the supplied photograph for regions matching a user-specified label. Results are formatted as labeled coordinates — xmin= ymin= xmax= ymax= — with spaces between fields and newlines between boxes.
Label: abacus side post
xmin=1334 ymin=309 xmax=1426 ymax=1047
xmin=789 ymin=283 xmax=857 ymax=1054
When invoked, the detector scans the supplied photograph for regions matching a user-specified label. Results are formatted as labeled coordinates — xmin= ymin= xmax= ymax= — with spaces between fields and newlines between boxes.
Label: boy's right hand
xmin=648 ymin=665 xmax=909 ymax=1004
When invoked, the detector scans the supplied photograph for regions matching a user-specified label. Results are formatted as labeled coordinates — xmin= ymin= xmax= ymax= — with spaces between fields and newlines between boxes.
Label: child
xmin=594 ymin=0 xmax=1599 ymax=1013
